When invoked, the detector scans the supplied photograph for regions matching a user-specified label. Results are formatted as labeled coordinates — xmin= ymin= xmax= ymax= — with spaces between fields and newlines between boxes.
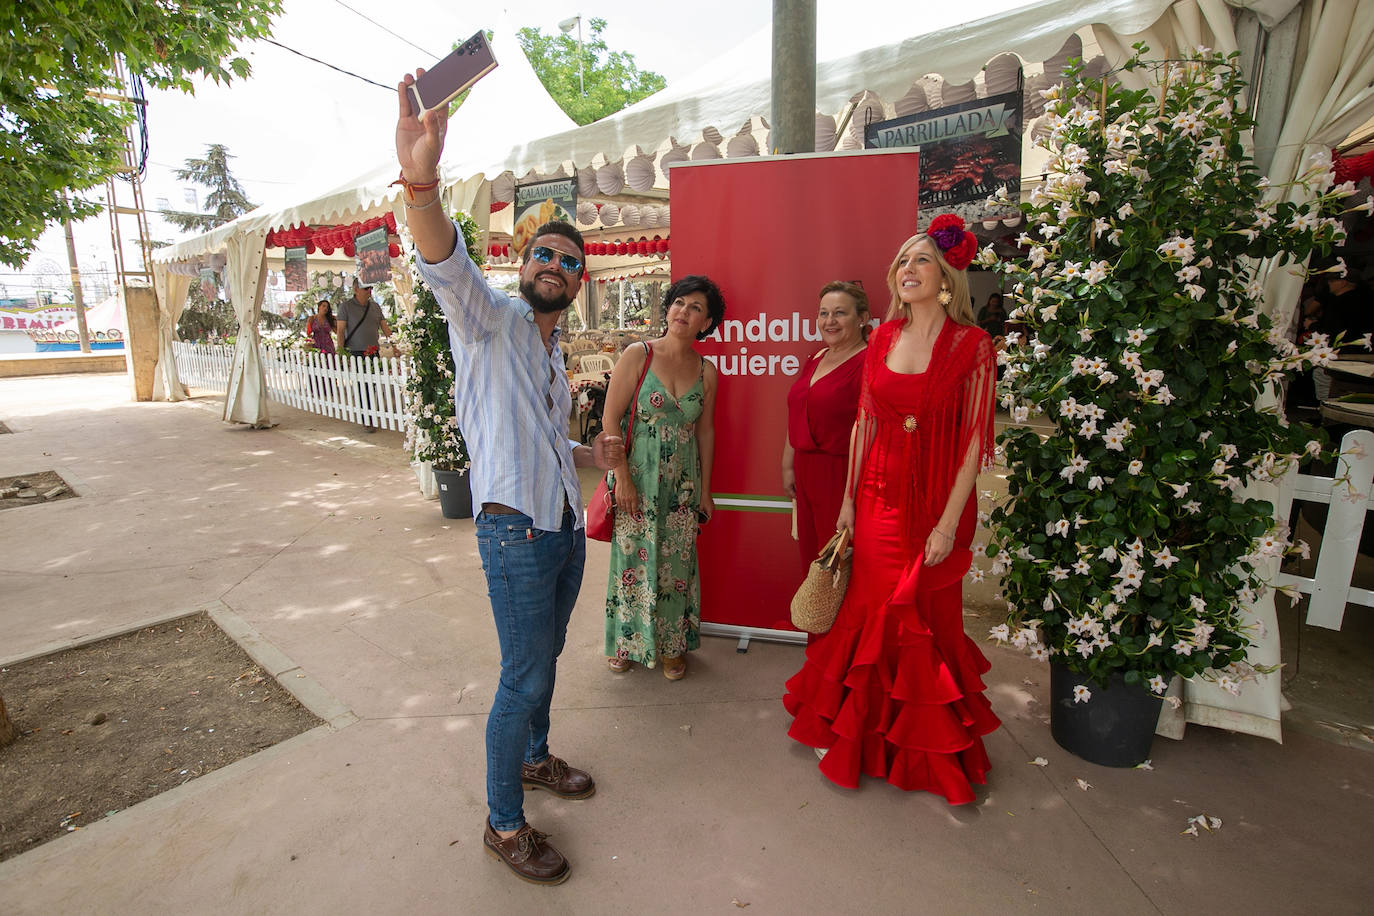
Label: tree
xmin=161 ymin=145 xmax=258 ymax=231
xmin=517 ymin=19 xmax=666 ymax=126
xmin=0 ymin=0 xmax=282 ymax=269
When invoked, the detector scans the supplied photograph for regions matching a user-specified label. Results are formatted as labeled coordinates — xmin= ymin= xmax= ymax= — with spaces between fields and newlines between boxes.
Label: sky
xmin=4 ymin=0 xmax=1035 ymax=302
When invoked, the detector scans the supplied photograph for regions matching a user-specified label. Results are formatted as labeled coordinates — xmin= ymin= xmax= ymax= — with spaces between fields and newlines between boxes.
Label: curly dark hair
xmin=663 ymin=275 xmax=726 ymax=339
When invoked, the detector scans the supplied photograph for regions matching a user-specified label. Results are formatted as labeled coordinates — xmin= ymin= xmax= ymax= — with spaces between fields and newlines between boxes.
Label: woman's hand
xmin=614 ymin=474 xmax=641 ymax=519
xmin=698 ymin=492 xmax=714 ymax=523
xmin=835 ymin=496 xmax=855 ymax=535
xmin=781 ymin=465 xmax=796 ymax=499
xmin=924 ymin=526 xmax=954 ymax=566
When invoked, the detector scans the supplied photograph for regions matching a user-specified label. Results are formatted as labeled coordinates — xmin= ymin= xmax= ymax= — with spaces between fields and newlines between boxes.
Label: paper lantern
xmin=388 ymin=243 xmax=401 ymax=258
xmin=577 ymin=167 xmax=599 ymax=198
xmin=343 ymin=241 xmax=356 ymax=257
xmin=617 ymin=242 xmax=628 ymax=255
xmin=491 ymin=172 xmax=515 ymax=203
xmin=620 ymin=204 xmax=640 ymax=227
xmin=727 ymin=132 xmax=759 ymax=158
xmin=894 ymin=83 xmax=930 ymax=117
xmin=690 ymin=141 xmax=721 ymax=160
xmin=625 ymin=155 xmax=656 ymax=192
xmin=599 ymin=203 xmax=620 ymax=226
xmin=596 ymin=161 xmax=625 ymax=196
xmin=657 ymin=238 xmax=669 ymax=253
xmin=813 ymin=113 xmax=837 ymax=153
xmin=641 ymin=206 xmax=660 ymax=229
xmin=320 ymin=246 xmax=334 ymax=256
xmin=307 ymin=242 xmax=317 ymax=254
xmin=384 ymin=212 xmax=398 ymax=232
xmin=576 ymin=200 xmax=597 ymax=226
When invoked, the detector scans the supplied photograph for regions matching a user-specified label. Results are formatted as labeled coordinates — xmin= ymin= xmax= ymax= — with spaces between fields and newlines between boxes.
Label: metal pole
xmin=771 ymin=0 xmax=816 ymax=155
xmin=576 ymin=17 xmax=585 ymax=97
xmin=62 ymin=210 xmax=92 ymax=353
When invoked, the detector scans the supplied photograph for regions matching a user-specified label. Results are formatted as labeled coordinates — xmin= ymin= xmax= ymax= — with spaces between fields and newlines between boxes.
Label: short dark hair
xmin=663 ymin=275 xmax=726 ymax=339
xmin=522 ymin=221 xmax=586 ymax=265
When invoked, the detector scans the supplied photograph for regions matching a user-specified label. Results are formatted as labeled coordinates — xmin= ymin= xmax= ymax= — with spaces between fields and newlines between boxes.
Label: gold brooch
xmin=903 ymin=416 xmax=918 ymax=432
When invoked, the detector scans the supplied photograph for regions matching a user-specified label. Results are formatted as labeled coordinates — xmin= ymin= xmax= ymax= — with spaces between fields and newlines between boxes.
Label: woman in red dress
xmin=783 ymin=215 xmax=1001 ymax=804
xmin=783 ymin=281 xmax=869 ymax=566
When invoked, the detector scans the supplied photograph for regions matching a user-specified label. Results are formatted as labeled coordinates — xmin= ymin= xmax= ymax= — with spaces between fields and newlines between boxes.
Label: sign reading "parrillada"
xmin=864 ymin=88 xmax=1023 ymax=209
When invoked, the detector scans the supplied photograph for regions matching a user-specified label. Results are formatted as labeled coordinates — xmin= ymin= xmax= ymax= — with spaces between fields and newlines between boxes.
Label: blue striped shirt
xmin=416 ymin=227 xmax=582 ymax=532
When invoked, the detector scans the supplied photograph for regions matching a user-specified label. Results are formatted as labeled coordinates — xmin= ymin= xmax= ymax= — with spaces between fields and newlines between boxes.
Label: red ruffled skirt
xmin=783 ymin=493 xmax=1000 ymax=805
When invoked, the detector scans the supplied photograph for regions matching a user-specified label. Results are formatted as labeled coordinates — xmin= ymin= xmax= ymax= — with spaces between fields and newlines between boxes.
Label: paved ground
xmin=1 ymin=373 xmax=1371 ymax=915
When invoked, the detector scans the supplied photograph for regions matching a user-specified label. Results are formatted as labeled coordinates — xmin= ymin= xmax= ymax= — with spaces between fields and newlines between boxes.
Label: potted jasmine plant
xmin=981 ymin=46 xmax=1361 ymax=766
xmin=398 ymin=210 xmax=483 ymax=519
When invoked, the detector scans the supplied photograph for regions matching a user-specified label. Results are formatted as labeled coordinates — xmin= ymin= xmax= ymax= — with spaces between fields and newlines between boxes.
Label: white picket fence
xmin=1276 ymin=428 xmax=1374 ymax=630
xmin=172 ymin=341 xmax=411 ymax=432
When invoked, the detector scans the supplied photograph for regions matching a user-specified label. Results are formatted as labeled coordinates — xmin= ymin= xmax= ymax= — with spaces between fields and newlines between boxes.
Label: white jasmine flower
xmin=1072 ymin=685 xmax=1091 ymax=704
xmin=1153 ymin=547 xmax=1179 ymax=569
xmin=989 ymin=624 xmax=1010 ymax=643
xmin=1149 ymin=675 xmax=1167 ymax=694
xmin=1125 ymin=327 xmax=1149 ymax=345
xmin=1116 ymin=202 xmax=1134 ymax=219
xmin=1128 ymin=459 xmax=1144 ymax=475
xmin=1086 ymin=475 xmax=1104 ymax=491
xmin=1183 ymin=500 xmax=1201 ymax=514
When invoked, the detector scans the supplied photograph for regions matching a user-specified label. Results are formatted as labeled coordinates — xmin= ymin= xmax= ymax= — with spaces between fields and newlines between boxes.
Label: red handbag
xmin=586 ymin=342 xmax=653 ymax=541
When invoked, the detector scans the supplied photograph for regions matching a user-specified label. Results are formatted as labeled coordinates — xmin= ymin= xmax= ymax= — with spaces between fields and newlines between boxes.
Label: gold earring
xmin=937 ymin=284 xmax=953 ymax=307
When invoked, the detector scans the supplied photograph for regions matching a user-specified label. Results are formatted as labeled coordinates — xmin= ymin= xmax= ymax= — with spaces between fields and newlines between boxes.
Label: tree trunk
xmin=0 ymin=689 xmax=16 ymax=748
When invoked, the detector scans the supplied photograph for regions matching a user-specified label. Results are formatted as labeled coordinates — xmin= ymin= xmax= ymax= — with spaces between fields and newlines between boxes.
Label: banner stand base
xmin=701 ymin=622 xmax=807 ymax=653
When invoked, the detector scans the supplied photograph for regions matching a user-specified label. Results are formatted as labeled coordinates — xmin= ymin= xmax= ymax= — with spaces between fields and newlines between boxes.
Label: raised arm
xmin=396 ymin=72 xmax=456 ymax=264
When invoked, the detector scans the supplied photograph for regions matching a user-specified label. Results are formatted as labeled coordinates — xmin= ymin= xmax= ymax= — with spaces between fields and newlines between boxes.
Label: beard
xmin=520 ymin=275 xmax=574 ymax=314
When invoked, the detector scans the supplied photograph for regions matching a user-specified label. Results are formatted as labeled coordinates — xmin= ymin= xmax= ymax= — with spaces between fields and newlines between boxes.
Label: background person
xmin=307 ymin=299 xmax=337 ymax=355
xmin=783 ymin=281 xmax=869 ymax=568
xmin=602 ymin=276 xmax=724 ymax=681
xmin=394 ymin=69 xmax=624 ymax=886
xmin=783 ymin=216 xmax=1001 ymax=805
xmin=335 ymin=282 xmax=392 ymax=432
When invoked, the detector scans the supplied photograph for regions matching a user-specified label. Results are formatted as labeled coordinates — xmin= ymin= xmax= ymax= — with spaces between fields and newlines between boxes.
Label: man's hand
xmin=396 ymin=72 xmax=447 ymax=183
xmin=593 ymin=432 xmax=625 ymax=470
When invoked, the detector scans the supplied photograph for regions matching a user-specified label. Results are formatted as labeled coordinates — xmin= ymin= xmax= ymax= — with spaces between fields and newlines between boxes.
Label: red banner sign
xmin=669 ymin=150 xmax=920 ymax=636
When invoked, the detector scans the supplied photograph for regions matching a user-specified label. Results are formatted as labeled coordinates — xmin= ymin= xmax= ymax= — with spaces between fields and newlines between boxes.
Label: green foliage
xmin=0 ymin=0 xmax=282 ymax=268
xmin=517 ymin=19 xmax=666 ymax=126
xmin=398 ymin=213 xmax=485 ymax=471
xmin=980 ymin=48 xmax=1356 ymax=695
xmin=160 ymin=145 xmax=258 ymax=231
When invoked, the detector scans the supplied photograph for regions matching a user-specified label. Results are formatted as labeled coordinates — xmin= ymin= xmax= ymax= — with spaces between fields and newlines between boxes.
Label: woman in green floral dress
xmin=602 ymin=276 xmax=725 ymax=680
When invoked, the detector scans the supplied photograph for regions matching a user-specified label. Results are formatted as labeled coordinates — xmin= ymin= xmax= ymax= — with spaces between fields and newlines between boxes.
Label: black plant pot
xmin=1049 ymin=663 xmax=1163 ymax=767
xmin=433 ymin=467 xmax=473 ymax=519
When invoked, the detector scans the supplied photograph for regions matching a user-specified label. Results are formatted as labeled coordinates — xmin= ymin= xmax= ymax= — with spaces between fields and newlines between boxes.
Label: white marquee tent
xmin=152 ymin=0 xmax=1374 ymax=742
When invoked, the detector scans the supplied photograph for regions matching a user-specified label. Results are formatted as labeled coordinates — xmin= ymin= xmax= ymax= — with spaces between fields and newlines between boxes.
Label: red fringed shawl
xmin=851 ymin=319 xmax=997 ymax=557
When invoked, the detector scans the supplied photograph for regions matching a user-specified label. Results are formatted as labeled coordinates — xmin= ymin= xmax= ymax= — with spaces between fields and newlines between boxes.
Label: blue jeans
xmin=475 ymin=507 xmax=585 ymax=832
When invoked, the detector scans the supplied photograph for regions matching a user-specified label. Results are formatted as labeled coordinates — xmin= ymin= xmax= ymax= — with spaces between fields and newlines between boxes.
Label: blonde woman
xmin=783 ymin=215 xmax=1001 ymax=804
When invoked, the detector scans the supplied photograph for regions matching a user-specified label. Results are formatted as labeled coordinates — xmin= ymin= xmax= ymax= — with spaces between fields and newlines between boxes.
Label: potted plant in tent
xmin=980 ymin=47 xmax=1360 ymax=766
xmin=398 ymin=210 xmax=484 ymax=519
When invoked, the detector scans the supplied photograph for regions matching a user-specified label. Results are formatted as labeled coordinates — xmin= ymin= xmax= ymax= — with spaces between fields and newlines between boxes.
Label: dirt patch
xmin=0 ymin=470 xmax=76 ymax=511
xmin=0 ymin=613 xmax=322 ymax=862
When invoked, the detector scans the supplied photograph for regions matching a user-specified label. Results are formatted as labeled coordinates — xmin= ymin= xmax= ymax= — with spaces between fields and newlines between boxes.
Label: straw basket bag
xmin=790 ymin=528 xmax=852 ymax=634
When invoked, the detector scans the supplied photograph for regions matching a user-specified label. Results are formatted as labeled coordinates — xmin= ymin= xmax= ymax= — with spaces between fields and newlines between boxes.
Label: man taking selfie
xmin=394 ymin=69 xmax=624 ymax=886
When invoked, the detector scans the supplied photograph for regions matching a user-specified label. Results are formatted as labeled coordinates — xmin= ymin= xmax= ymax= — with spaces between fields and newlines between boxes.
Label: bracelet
xmin=390 ymin=170 xmax=441 ymax=201
xmin=403 ymin=193 xmax=441 ymax=211
xmin=933 ymin=527 xmax=954 ymax=541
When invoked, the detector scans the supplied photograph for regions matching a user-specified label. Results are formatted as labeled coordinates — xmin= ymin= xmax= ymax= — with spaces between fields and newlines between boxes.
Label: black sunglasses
xmin=529 ymin=245 xmax=583 ymax=275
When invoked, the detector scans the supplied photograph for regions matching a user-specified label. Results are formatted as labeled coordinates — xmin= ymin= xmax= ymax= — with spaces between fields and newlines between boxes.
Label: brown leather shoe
xmin=521 ymin=754 xmax=596 ymax=799
xmin=483 ymin=821 xmax=570 ymax=885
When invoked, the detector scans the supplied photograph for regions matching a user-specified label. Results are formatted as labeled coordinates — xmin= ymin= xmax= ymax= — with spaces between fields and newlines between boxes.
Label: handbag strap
xmin=623 ymin=341 xmax=653 ymax=457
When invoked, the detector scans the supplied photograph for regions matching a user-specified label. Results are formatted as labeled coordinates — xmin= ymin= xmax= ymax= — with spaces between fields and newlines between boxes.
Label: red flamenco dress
xmin=783 ymin=318 xmax=1001 ymax=804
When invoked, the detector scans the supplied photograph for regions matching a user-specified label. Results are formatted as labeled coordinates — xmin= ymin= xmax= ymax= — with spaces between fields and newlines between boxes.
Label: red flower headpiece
xmin=926 ymin=213 xmax=978 ymax=271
